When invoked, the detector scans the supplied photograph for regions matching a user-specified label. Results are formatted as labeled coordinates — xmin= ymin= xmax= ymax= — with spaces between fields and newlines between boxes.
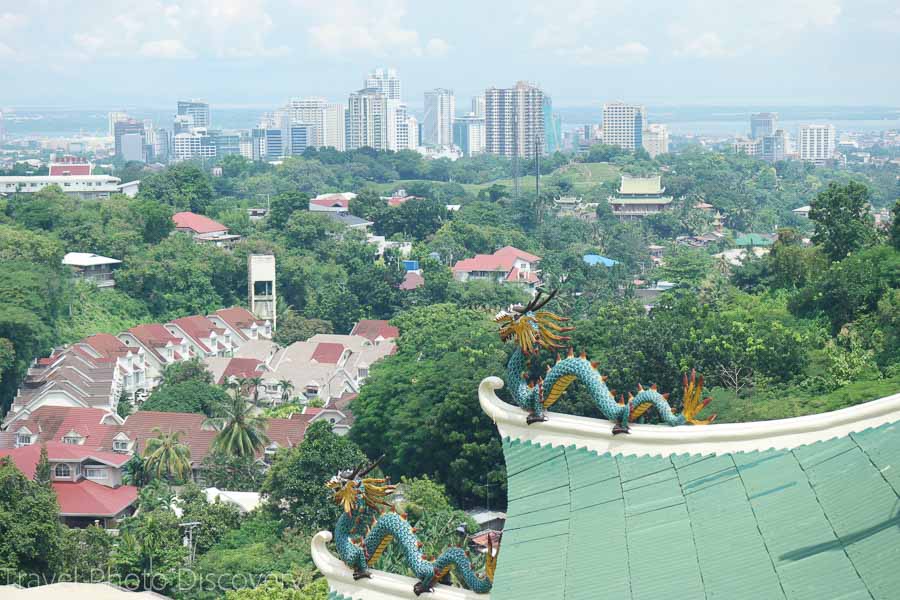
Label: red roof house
xmin=209 ymin=306 xmax=270 ymax=341
xmin=452 ymin=246 xmax=541 ymax=288
xmin=167 ymin=315 xmax=232 ymax=357
xmin=399 ymin=271 xmax=425 ymax=291
xmin=350 ymin=320 xmax=399 ymax=342
xmin=173 ymin=212 xmax=229 ymax=235
xmin=311 ymin=342 xmax=345 ymax=364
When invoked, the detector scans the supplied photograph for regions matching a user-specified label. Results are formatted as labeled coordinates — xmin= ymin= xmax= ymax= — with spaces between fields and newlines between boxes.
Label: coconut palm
xmin=248 ymin=376 xmax=265 ymax=406
xmin=277 ymin=379 xmax=295 ymax=405
xmin=143 ymin=428 xmax=192 ymax=483
xmin=206 ymin=393 xmax=270 ymax=458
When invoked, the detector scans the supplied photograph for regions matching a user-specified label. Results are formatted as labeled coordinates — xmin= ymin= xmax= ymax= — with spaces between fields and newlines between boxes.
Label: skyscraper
xmin=542 ymin=96 xmax=562 ymax=154
xmin=760 ymin=129 xmax=786 ymax=162
xmin=471 ymin=96 xmax=486 ymax=119
xmin=107 ymin=112 xmax=128 ymax=137
xmin=365 ymin=68 xmax=401 ymax=101
xmin=484 ymin=81 xmax=545 ymax=158
xmin=798 ymin=124 xmax=836 ymax=163
xmin=642 ymin=124 xmax=670 ymax=158
xmin=284 ymin=98 xmax=327 ymax=148
xmin=347 ymin=88 xmax=389 ymax=151
xmin=423 ymin=88 xmax=455 ymax=147
xmin=602 ymin=102 xmax=647 ymax=151
xmin=453 ymin=114 xmax=486 ymax=156
xmin=325 ymin=104 xmax=346 ymax=151
xmin=177 ymin=100 xmax=210 ymax=129
xmin=114 ymin=119 xmax=145 ymax=160
xmin=751 ymin=112 xmax=778 ymax=140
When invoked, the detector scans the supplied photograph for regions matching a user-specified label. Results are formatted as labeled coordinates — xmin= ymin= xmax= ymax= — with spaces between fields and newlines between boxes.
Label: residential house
xmin=382 ymin=189 xmax=424 ymax=207
xmin=62 ymin=253 xmax=121 ymax=288
xmin=118 ymin=324 xmax=192 ymax=390
xmin=793 ymin=205 xmax=811 ymax=218
xmin=607 ymin=175 xmax=673 ymax=220
xmin=452 ymin=246 xmax=541 ymax=289
xmin=400 ymin=271 xmax=425 ymax=290
xmin=0 ymin=406 xmax=123 ymax=450
xmin=172 ymin=212 xmax=241 ymax=248
xmin=207 ymin=306 xmax=272 ymax=343
xmin=167 ymin=315 xmax=236 ymax=358
xmin=326 ymin=212 xmax=373 ymax=231
xmin=0 ymin=443 xmax=137 ymax=528
xmin=350 ymin=319 xmax=400 ymax=343
xmin=309 ymin=192 xmax=356 ymax=213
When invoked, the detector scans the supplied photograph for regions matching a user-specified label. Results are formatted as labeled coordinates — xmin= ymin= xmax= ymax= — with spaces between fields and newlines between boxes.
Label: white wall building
xmin=423 ymin=88 xmax=455 ymax=147
xmin=365 ymin=67 xmax=401 ymax=100
xmin=172 ymin=131 xmax=216 ymax=162
xmin=285 ymin=98 xmax=327 ymax=148
xmin=0 ymin=175 xmax=135 ymax=199
xmin=485 ymin=81 xmax=545 ymax=158
xmin=642 ymin=123 xmax=669 ymax=158
xmin=798 ymin=124 xmax=836 ymax=163
xmin=325 ymin=104 xmax=346 ymax=151
xmin=602 ymin=102 xmax=647 ymax=151
xmin=471 ymin=95 xmax=486 ymax=119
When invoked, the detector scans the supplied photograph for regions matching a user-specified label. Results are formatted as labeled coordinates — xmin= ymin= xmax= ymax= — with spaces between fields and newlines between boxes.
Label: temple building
xmin=607 ymin=175 xmax=673 ymax=220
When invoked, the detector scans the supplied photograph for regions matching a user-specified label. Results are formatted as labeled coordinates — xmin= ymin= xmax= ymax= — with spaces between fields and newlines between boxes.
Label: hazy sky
xmin=1 ymin=0 xmax=899 ymax=108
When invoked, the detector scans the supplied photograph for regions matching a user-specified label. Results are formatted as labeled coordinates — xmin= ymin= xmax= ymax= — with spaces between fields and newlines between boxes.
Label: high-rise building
xmin=732 ymin=137 xmax=761 ymax=156
xmin=365 ymin=68 xmax=401 ymax=101
xmin=543 ymin=96 xmax=562 ymax=154
xmin=284 ymin=98 xmax=327 ymax=148
xmin=389 ymin=101 xmax=410 ymax=151
xmin=325 ymin=104 xmax=346 ymax=151
xmin=484 ymin=81 xmax=545 ymax=158
xmin=107 ymin=112 xmax=128 ymax=137
xmin=642 ymin=124 xmax=670 ymax=158
xmin=289 ymin=124 xmax=315 ymax=155
xmin=346 ymin=89 xmax=409 ymax=152
xmin=602 ymin=102 xmax=647 ymax=151
xmin=113 ymin=119 xmax=145 ymax=160
xmin=120 ymin=133 xmax=145 ymax=163
xmin=407 ymin=116 xmax=420 ymax=149
xmin=453 ymin=114 xmax=486 ymax=156
xmin=751 ymin=112 xmax=778 ymax=140
xmin=210 ymin=131 xmax=241 ymax=157
xmin=177 ymin=100 xmax=210 ymax=129
xmin=798 ymin=124 xmax=836 ymax=163
xmin=172 ymin=130 xmax=216 ymax=161
xmin=423 ymin=89 xmax=455 ymax=147
xmin=760 ymin=129 xmax=786 ymax=162
xmin=145 ymin=127 xmax=170 ymax=162
xmin=471 ymin=96 xmax=486 ymax=119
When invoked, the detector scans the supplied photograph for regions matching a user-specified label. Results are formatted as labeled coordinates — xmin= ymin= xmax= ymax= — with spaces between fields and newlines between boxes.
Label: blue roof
xmin=583 ymin=254 xmax=619 ymax=267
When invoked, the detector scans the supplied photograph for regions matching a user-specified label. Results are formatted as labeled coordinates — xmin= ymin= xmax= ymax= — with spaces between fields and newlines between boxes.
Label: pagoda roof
xmin=478 ymin=376 xmax=900 ymax=600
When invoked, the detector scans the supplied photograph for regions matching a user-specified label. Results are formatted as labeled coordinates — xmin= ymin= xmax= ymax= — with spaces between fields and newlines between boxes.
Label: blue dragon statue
xmin=327 ymin=457 xmax=497 ymax=596
xmin=496 ymin=289 xmax=716 ymax=432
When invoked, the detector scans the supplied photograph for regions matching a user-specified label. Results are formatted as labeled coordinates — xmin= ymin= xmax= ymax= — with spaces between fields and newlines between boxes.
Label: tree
xmin=0 ymin=457 xmax=64 ymax=582
xmin=225 ymin=576 xmax=329 ymax=600
xmin=263 ymin=420 xmax=367 ymax=531
xmin=141 ymin=379 xmax=230 ymax=416
xmin=268 ymin=191 xmax=310 ymax=230
xmin=59 ymin=524 xmax=113 ymax=581
xmin=201 ymin=450 xmax=267 ymax=492
xmin=34 ymin=445 xmax=51 ymax=486
xmin=112 ymin=509 xmax=188 ymax=594
xmin=274 ymin=308 xmax=333 ymax=346
xmin=138 ymin=162 xmax=214 ymax=213
xmin=207 ymin=393 xmax=271 ymax=458
xmin=891 ymin=199 xmax=900 ymax=251
xmin=143 ymin=427 xmax=192 ymax=483
xmin=809 ymin=181 xmax=875 ymax=261
xmin=248 ymin=376 xmax=265 ymax=406
xmin=278 ymin=379 xmax=295 ymax=404
xmin=179 ymin=483 xmax=244 ymax=555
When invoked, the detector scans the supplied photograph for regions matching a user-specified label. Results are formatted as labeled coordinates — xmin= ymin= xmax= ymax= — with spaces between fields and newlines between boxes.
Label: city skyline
xmin=1 ymin=1 xmax=899 ymax=107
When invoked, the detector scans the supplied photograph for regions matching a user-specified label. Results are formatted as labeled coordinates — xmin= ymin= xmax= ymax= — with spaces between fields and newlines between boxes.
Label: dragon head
xmin=495 ymin=289 xmax=573 ymax=355
xmin=326 ymin=455 xmax=396 ymax=515
xmin=679 ymin=369 xmax=717 ymax=425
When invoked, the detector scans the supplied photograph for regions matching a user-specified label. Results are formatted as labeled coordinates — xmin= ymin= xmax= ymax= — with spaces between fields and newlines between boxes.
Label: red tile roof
xmin=311 ymin=342 xmax=345 ymax=364
xmin=169 ymin=316 xmax=225 ymax=353
xmin=214 ymin=307 xmax=264 ymax=338
xmin=173 ymin=212 xmax=228 ymax=235
xmin=452 ymin=246 xmax=541 ymax=273
xmin=218 ymin=358 xmax=263 ymax=384
xmin=350 ymin=320 xmax=399 ymax=341
xmin=399 ymin=271 xmax=425 ymax=291
xmin=127 ymin=324 xmax=183 ymax=348
xmin=4 ymin=406 xmax=119 ymax=448
xmin=310 ymin=195 xmax=350 ymax=209
xmin=0 ymin=442 xmax=131 ymax=479
xmin=49 ymin=163 xmax=92 ymax=176
xmin=82 ymin=334 xmax=138 ymax=359
xmin=53 ymin=480 xmax=138 ymax=517
xmin=332 ymin=392 xmax=358 ymax=426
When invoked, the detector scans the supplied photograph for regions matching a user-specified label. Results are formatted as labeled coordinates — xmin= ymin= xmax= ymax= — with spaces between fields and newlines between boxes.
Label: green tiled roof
xmin=492 ymin=422 xmax=900 ymax=600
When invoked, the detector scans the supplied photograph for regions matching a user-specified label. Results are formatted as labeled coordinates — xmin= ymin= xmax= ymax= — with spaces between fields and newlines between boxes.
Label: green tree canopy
xmin=809 ymin=181 xmax=876 ymax=261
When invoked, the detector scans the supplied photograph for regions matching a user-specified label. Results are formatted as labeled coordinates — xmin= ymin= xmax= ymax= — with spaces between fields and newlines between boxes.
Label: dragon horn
xmin=358 ymin=455 xmax=386 ymax=478
xmin=531 ymin=288 xmax=558 ymax=312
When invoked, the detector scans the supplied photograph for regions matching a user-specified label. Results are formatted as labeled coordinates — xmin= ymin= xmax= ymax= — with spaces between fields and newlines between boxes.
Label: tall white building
xmin=485 ymin=81 xmax=545 ymax=158
xmin=173 ymin=130 xmax=216 ymax=161
xmin=602 ymin=102 xmax=647 ymax=151
xmin=423 ymin=89 xmax=455 ymax=148
xmin=284 ymin=98 xmax=327 ymax=148
xmin=751 ymin=113 xmax=778 ymax=140
xmin=471 ymin=96 xmax=486 ymax=119
xmin=325 ymin=104 xmax=346 ymax=151
xmin=453 ymin=114 xmax=486 ymax=156
xmin=177 ymin=100 xmax=210 ymax=129
xmin=107 ymin=112 xmax=129 ymax=137
xmin=642 ymin=124 xmax=669 ymax=158
xmin=389 ymin=101 xmax=410 ymax=151
xmin=347 ymin=88 xmax=389 ymax=151
xmin=407 ymin=116 xmax=420 ymax=149
xmin=365 ymin=68 xmax=401 ymax=101
xmin=798 ymin=124 xmax=836 ymax=163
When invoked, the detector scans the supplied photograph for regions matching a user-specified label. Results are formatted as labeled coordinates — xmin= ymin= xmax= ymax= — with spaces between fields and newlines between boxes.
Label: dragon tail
xmin=431 ymin=546 xmax=494 ymax=593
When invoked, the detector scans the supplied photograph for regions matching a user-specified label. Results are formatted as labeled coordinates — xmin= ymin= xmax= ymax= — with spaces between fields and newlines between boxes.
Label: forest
xmin=0 ymin=142 xmax=898 ymax=597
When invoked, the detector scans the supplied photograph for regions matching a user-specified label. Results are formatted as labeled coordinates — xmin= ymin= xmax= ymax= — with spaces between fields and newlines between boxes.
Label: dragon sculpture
xmin=496 ymin=288 xmax=716 ymax=433
xmin=327 ymin=457 xmax=497 ymax=596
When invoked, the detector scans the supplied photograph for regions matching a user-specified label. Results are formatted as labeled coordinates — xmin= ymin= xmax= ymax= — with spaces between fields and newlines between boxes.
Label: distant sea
xmin=3 ymin=105 xmax=900 ymax=139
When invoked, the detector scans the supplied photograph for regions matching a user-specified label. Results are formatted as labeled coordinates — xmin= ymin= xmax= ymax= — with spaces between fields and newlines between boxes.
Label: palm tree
xmin=206 ymin=393 xmax=270 ymax=458
xmin=277 ymin=379 xmax=294 ymax=405
xmin=143 ymin=428 xmax=192 ymax=483
xmin=248 ymin=376 xmax=265 ymax=406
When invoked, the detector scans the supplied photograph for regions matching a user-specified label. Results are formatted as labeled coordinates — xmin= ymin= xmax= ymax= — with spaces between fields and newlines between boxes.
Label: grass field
xmin=371 ymin=162 xmax=622 ymax=195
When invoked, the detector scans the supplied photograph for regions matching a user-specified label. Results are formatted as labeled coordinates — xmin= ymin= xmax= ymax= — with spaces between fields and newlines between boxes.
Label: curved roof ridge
xmin=311 ymin=531 xmax=482 ymax=600
xmin=478 ymin=376 xmax=900 ymax=457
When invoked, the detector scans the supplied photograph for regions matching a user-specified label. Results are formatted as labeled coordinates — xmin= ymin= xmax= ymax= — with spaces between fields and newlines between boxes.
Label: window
xmin=16 ymin=433 xmax=32 ymax=446
xmin=84 ymin=467 xmax=107 ymax=480
xmin=62 ymin=435 xmax=82 ymax=445
xmin=54 ymin=463 xmax=71 ymax=478
xmin=113 ymin=439 xmax=129 ymax=452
